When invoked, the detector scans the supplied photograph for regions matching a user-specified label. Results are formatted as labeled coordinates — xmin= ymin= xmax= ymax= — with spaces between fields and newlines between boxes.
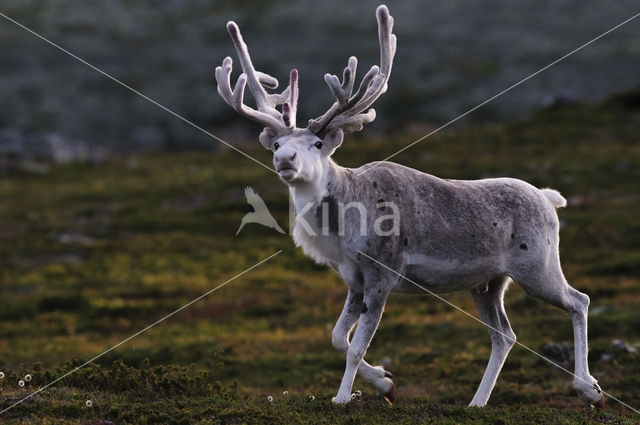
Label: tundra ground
xmin=1 ymin=97 xmax=639 ymax=423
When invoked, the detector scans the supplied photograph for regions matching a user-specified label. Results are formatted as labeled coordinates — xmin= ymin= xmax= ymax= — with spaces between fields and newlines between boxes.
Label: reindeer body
xmin=293 ymin=159 xmax=563 ymax=295
xmin=215 ymin=4 xmax=604 ymax=409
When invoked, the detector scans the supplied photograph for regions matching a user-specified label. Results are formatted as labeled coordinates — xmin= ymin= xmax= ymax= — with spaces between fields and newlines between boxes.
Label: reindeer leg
xmin=513 ymin=258 xmax=604 ymax=407
xmin=469 ymin=276 xmax=516 ymax=407
xmin=332 ymin=289 xmax=395 ymax=398
xmin=332 ymin=287 xmax=390 ymax=404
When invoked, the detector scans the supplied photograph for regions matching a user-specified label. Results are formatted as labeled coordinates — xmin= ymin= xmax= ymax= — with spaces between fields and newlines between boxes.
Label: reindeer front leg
xmin=332 ymin=287 xmax=390 ymax=404
xmin=332 ymin=289 xmax=395 ymax=400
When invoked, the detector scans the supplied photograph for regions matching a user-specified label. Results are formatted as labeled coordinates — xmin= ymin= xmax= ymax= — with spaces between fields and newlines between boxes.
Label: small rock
xmin=56 ymin=233 xmax=96 ymax=246
xmin=0 ymin=128 xmax=109 ymax=165
xmin=567 ymin=195 xmax=585 ymax=207
xmin=611 ymin=339 xmax=637 ymax=353
xmin=589 ymin=305 xmax=615 ymax=317
xmin=540 ymin=342 xmax=573 ymax=368
xmin=17 ymin=161 xmax=50 ymax=174
xmin=601 ymin=412 xmax=615 ymax=423
xmin=614 ymin=160 xmax=631 ymax=171
xmin=377 ymin=357 xmax=393 ymax=369
xmin=599 ymin=353 xmax=613 ymax=362
xmin=57 ymin=254 xmax=83 ymax=265
xmin=542 ymin=92 xmax=578 ymax=108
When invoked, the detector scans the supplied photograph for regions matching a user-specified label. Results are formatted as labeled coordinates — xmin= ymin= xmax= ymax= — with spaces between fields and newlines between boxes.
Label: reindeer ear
xmin=322 ymin=128 xmax=344 ymax=153
xmin=259 ymin=127 xmax=278 ymax=149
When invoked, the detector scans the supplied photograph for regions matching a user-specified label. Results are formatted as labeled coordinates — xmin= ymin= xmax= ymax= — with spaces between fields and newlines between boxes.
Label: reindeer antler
xmin=308 ymin=5 xmax=396 ymax=136
xmin=215 ymin=22 xmax=299 ymax=133
xmin=215 ymin=6 xmax=395 ymax=140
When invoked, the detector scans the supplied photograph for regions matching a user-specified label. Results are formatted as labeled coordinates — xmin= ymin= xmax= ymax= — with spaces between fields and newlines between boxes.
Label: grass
xmin=1 ymin=96 xmax=639 ymax=423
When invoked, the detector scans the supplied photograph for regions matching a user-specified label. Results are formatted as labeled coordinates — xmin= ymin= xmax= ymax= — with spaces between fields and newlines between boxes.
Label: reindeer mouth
xmin=277 ymin=167 xmax=299 ymax=181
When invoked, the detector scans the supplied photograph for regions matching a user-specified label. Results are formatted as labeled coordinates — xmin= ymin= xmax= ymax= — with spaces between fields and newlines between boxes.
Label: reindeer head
xmin=215 ymin=5 xmax=396 ymax=185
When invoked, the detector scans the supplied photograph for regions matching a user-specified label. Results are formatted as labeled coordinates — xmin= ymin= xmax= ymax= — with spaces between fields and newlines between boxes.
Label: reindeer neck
xmin=288 ymin=158 xmax=350 ymax=214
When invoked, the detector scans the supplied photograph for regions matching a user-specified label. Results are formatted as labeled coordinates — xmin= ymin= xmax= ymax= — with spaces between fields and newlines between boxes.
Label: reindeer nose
xmin=289 ymin=152 xmax=297 ymax=161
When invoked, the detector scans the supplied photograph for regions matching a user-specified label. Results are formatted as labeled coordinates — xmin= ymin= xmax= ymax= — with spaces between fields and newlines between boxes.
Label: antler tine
xmin=307 ymin=57 xmax=358 ymax=133
xmin=329 ymin=108 xmax=377 ymax=134
xmin=255 ymin=71 xmax=279 ymax=90
xmin=377 ymin=5 xmax=394 ymax=77
xmin=308 ymin=5 xmax=396 ymax=136
xmin=226 ymin=22 xmax=270 ymax=109
xmin=216 ymin=21 xmax=298 ymax=133
xmin=337 ymin=5 xmax=395 ymax=124
xmin=215 ymin=56 xmax=284 ymax=130
xmin=282 ymin=69 xmax=299 ymax=128
xmin=327 ymin=56 xmax=358 ymax=106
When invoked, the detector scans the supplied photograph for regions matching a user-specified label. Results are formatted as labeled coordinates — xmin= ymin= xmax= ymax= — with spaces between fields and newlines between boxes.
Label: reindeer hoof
xmin=383 ymin=382 xmax=397 ymax=405
xmin=594 ymin=394 xmax=605 ymax=409
xmin=384 ymin=371 xmax=394 ymax=379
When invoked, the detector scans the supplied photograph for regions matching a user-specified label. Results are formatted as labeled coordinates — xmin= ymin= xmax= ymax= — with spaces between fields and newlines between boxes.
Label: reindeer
xmin=215 ymin=5 xmax=604 ymax=408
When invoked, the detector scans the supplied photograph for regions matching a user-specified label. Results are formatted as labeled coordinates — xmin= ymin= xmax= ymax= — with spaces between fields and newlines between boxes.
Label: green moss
xmin=1 ymin=99 xmax=639 ymax=423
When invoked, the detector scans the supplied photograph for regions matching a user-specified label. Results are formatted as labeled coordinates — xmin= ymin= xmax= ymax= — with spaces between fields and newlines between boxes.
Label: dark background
xmin=1 ymin=0 xmax=639 ymax=153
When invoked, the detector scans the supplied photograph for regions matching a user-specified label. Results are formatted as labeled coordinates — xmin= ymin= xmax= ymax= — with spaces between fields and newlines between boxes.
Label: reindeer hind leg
xmin=469 ymin=275 xmax=516 ymax=407
xmin=511 ymin=253 xmax=604 ymax=407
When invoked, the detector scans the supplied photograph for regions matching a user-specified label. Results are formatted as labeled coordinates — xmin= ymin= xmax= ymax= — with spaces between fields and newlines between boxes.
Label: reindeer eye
xmin=273 ymin=142 xmax=280 ymax=151
xmin=314 ymin=141 xmax=323 ymax=149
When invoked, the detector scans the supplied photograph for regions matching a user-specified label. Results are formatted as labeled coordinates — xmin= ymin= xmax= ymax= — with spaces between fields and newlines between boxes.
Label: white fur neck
xmin=286 ymin=158 xmax=345 ymax=266
xmin=288 ymin=157 xmax=337 ymax=214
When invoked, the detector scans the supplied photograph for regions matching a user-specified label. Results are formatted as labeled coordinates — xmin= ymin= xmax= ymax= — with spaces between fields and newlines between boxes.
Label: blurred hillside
xmin=0 ymin=97 xmax=639 ymax=423
xmin=1 ymin=0 xmax=640 ymax=152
